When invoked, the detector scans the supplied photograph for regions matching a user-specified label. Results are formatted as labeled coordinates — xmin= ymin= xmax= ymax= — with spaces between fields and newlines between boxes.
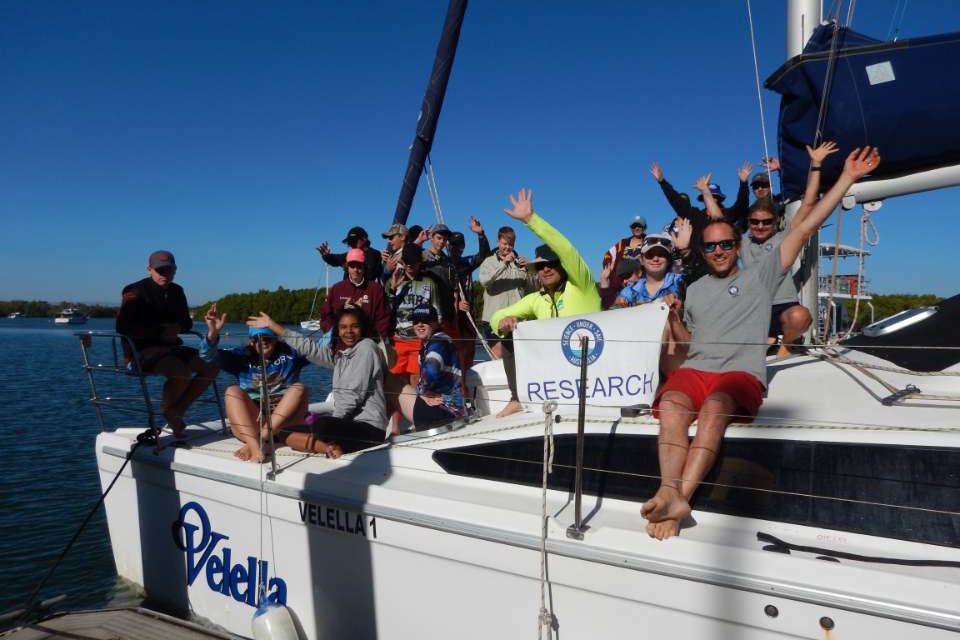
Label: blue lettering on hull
xmin=172 ymin=501 xmax=287 ymax=607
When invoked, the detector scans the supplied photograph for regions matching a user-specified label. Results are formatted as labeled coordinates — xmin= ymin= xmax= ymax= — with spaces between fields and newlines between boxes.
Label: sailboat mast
xmin=392 ymin=0 xmax=468 ymax=225
xmin=786 ymin=0 xmax=823 ymax=339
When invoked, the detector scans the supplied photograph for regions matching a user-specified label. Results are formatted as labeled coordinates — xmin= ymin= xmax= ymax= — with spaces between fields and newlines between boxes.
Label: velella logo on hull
xmin=172 ymin=501 xmax=287 ymax=606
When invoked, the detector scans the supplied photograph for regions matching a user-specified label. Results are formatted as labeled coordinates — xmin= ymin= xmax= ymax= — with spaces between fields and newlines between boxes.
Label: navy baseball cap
xmin=410 ymin=303 xmax=438 ymax=324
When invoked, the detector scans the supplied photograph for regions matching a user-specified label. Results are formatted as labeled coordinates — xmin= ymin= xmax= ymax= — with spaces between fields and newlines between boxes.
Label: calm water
xmin=0 ymin=317 xmax=333 ymax=623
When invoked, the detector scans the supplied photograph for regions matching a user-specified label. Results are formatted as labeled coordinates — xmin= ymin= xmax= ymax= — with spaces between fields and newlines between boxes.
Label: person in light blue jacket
xmin=202 ymin=304 xmax=310 ymax=463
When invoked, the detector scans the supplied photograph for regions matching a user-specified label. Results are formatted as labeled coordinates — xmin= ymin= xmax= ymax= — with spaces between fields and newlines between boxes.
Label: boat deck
xmin=1 ymin=608 xmax=231 ymax=640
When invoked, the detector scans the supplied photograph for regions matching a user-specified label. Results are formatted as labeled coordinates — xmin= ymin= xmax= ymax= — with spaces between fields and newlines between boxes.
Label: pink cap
xmin=346 ymin=248 xmax=365 ymax=264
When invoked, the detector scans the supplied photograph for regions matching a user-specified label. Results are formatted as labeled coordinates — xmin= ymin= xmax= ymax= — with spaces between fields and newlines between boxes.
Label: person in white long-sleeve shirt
xmin=476 ymin=226 xmax=539 ymax=358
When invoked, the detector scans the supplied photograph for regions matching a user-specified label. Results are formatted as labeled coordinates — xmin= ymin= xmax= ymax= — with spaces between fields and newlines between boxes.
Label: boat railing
xmin=75 ymin=330 xmax=227 ymax=439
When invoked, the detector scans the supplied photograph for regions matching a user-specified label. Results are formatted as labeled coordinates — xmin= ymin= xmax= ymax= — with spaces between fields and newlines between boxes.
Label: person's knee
xmin=658 ymin=392 xmax=695 ymax=423
xmin=225 ymin=384 xmax=245 ymax=399
xmin=781 ymin=305 xmax=812 ymax=333
xmin=699 ymin=392 xmax=737 ymax=429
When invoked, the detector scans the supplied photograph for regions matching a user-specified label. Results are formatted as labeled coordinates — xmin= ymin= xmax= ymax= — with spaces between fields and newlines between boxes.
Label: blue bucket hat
xmin=697 ymin=183 xmax=726 ymax=202
xmin=249 ymin=326 xmax=277 ymax=338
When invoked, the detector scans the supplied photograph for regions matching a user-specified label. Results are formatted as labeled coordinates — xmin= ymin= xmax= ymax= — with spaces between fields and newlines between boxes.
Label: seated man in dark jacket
xmin=116 ymin=250 xmax=218 ymax=439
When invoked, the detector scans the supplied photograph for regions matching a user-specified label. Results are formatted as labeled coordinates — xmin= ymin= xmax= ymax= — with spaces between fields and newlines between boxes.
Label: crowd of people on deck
xmin=115 ymin=142 xmax=881 ymax=540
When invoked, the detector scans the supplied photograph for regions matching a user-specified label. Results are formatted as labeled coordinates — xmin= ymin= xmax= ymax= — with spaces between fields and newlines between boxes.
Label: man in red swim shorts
xmin=642 ymin=147 xmax=881 ymax=540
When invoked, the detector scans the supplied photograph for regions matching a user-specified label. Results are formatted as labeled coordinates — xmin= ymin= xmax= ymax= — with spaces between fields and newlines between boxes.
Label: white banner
xmin=514 ymin=303 xmax=668 ymax=408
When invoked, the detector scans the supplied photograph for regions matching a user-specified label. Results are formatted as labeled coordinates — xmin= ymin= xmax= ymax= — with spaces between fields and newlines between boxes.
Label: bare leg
xmin=168 ymin=356 xmax=218 ymax=420
xmin=649 ymin=392 xmax=737 ymax=540
xmin=266 ymin=383 xmax=309 ymax=440
xmin=284 ymin=432 xmax=344 ymax=459
xmin=777 ymin=306 xmax=812 ymax=358
xmin=496 ymin=338 xmax=523 ymax=418
xmin=490 ymin=341 xmax=503 ymax=359
xmin=642 ymin=391 xmax=695 ymax=539
xmin=398 ymin=384 xmax=417 ymax=423
xmin=224 ymin=385 xmax=266 ymax=462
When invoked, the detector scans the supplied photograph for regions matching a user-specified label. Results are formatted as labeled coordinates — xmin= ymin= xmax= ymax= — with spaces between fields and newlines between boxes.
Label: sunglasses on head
xmin=535 ymin=261 xmax=560 ymax=271
xmin=748 ymin=217 xmax=775 ymax=227
xmin=702 ymin=239 xmax=737 ymax=253
xmin=643 ymin=237 xmax=672 ymax=250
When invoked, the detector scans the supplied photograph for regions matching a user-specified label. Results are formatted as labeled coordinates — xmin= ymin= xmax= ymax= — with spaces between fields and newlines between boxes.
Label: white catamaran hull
xmin=96 ymin=402 xmax=960 ymax=640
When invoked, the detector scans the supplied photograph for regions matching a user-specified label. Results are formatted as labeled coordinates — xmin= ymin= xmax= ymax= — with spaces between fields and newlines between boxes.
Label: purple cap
xmin=148 ymin=250 xmax=176 ymax=269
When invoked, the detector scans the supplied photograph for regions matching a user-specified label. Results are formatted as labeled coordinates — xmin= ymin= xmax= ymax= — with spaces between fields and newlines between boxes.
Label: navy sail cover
xmin=766 ymin=24 xmax=960 ymax=202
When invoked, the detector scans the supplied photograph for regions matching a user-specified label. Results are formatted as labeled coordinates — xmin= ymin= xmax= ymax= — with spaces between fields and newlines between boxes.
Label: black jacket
xmin=116 ymin=277 xmax=193 ymax=352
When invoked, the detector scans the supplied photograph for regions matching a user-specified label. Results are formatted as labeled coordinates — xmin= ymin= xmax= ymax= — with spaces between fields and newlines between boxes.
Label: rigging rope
xmin=745 ymin=0 xmax=774 ymax=187
xmin=423 ymin=153 xmax=496 ymax=359
xmin=887 ymin=0 xmax=909 ymax=41
xmin=537 ymin=401 xmax=557 ymax=640
xmin=841 ymin=206 xmax=879 ymax=339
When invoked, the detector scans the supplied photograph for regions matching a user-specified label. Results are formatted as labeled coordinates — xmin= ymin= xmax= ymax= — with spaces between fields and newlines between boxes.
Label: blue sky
xmin=2 ymin=1 xmax=957 ymax=305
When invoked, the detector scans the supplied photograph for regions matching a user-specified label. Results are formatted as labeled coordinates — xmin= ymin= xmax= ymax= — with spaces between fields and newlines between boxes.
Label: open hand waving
xmin=503 ymin=188 xmax=533 ymax=223
xmin=806 ymin=140 xmax=839 ymax=165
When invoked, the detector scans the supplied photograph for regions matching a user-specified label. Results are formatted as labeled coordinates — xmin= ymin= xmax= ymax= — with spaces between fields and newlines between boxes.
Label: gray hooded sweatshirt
xmin=281 ymin=331 xmax=387 ymax=430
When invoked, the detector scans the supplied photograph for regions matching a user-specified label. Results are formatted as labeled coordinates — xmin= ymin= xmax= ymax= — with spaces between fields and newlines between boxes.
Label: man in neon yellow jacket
xmin=490 ymin=188 xmax=601 ymax=417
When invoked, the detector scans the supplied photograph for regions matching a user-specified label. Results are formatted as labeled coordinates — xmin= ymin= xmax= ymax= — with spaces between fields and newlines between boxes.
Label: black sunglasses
xmin=748 ymin=218 xmax=775 ymax=226
xmin=702 ymin=239 xmax=737 ymax=253
xmin=535 ymin=261 xmax=560 ymax=271
xmin=154 ymin=266 xmax=176 ymax=276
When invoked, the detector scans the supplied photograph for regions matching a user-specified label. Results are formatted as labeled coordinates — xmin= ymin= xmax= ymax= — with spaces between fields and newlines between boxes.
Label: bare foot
xmin=234 ymin=444 xmax=253 ymax=461
xmin=641 ymin=486 xmax=691 ymax=523
xmin=646 ymin=518 xmax=681 ymax=540
xmin=165 ymin=413 xmax=186 ymax=438
xmin=325 ymin=443 xmax=344 ymax=459
xmin=234 ymin=442 xmax=270 ymax=463
xmin=496 ymin=400 xmax=523 ymax=418
xmin=776 ymin=344 xmax=794 ymax=359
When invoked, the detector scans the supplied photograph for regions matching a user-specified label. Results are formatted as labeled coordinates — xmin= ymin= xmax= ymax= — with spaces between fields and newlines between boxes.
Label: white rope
xmin=841 ymin=206 xmax=878 ymax=339
xmin=887 ymin=0 xmax=909 ymax=41
xmin=745 ymin=0 xmax=773 ymax=187
xmin=844 ymin=0 xmax=858 ymax=27
xmin=425 ymin=154 xmax=445 ymax=225
xmin=537 ymin=400 xmax=558 ymax=640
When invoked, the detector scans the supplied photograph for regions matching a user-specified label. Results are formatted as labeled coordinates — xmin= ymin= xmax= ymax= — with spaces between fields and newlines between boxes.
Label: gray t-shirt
xmin=682 ymin=246 xmax=789 ymax=385
xmin=741 ymin=231 xmax=798 ymax=305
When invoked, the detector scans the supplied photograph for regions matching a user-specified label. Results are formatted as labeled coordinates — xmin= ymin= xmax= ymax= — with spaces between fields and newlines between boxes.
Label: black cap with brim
xmin=342 ymin=226 xmax=368 ymax=243
xmin=526 ymin=244 xmax=561 ymax=270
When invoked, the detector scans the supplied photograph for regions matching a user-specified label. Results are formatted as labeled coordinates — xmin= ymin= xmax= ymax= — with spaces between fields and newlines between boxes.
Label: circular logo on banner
xmin=561 ymin=319 xmax=605 ymax=366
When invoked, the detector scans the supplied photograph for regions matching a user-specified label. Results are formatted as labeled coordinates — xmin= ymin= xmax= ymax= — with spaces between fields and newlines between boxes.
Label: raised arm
xmin=792 ymin=141 xmax=839 ymax=226
xmin=652 ymin=162 xmax=697 ymax=218
xmin=503 ymin=188 xmax=595 ymax=291
xmin=780 ymin=147 xmax=880 ymax=269
xmin=694 ymin=174 xmax=724 ymax=220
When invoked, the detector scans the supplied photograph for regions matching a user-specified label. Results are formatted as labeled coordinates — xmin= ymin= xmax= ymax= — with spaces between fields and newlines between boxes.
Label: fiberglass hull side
xmin=96 ymin=428 xmax=959 ymax=639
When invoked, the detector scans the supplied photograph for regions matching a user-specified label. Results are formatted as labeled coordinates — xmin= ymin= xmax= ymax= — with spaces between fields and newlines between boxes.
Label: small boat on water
xmin=54 ymin=308 xmax=86 ymax=325
xmin=7 ymin=311 xmax=23 ymax=319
